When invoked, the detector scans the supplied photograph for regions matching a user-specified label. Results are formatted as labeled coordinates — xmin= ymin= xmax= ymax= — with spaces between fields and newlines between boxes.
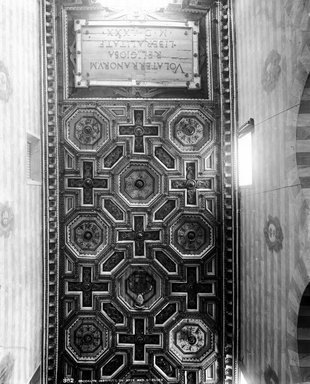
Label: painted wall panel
xmin=235 ymin=0 xmax=310 ymax=382
xmin=0 ymin=0 xmax=43 ymax=383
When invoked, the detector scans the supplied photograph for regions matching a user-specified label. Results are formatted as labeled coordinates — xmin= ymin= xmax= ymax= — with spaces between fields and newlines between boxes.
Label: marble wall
xmin=235 ymin=0 xmax=310 ymax=382
xmin=0 ymin=0 xmax=43 ymax=383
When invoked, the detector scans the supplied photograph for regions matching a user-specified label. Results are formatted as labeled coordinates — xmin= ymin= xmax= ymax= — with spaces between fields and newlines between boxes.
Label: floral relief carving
xmin=175 ymin=117 xmax=204 ymax=145
xmin=75 ymin=117 xmax=101 ymax=145
xmin=74 ymin=221 xmax=102 ymax=251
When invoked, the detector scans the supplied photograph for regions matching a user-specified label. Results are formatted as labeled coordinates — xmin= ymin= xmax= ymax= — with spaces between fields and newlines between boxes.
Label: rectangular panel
xmin=58 ymin=101 xmax=220 ymax=382
xmin=74 ymin=20 xmax=201 ymax=89
xmin=43 ymin=2 xmax=238 ymax=382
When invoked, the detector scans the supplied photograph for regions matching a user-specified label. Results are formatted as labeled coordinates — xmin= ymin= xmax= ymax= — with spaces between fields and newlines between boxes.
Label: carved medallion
xmin=75 ymin=323 xmax=102 ymax=353
xmin=72 ymin=115 xmax=102 ymax=147
xmin=175 ymin=117 xmax=204 ymax=145
xmin=168 ymin=318 xmax=215 ymax=365
xmin=176 ymin=325 xmax=205 ymax=353
xmin=118 ymin=162 xmax=161 ymax=207
xmin=75 ymin=117 xmax=101 ymax=145
xmin=66 ymin=316 xmax=110 ymax=362
xmin=127 ymin=271 xmax=156 ymax=307
xmin=177 ymin=222 xmax=205 ymax=251
xmin=64 ymin=108 xmax=109 ymax=151
xmin=66 ymin=213 xmax=109 ymax=257
xmin=116 ymin=265 xmax=163 ymax=311
xmin=74 ymin=221 xmax=102 ymax=251
xmin=168 ymin=109 xmax=213 ymax=152
xmin=169 ymin=214 xmax=214 ymax=258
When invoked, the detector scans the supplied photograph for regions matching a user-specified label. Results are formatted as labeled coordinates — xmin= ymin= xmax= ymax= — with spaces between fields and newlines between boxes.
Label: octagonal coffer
xmin=64 ymin=108 xmax=110 ymax=151
xmin=65 ymin=315 xmax=110 ymax=363
xmin=169 ymin=213 xmax=214 ymax=258
xmin=168 ymin=318 xmax=215 ymax=365
xmin=66 ymin=212 xmax=109 ymax=258
xmin=116 ymin=264 xmax=164 ymax=312
xmin=168 ymin=108 xmax=214 ymax=153
xmin=118 ymin=161 xmax=162 ymax=207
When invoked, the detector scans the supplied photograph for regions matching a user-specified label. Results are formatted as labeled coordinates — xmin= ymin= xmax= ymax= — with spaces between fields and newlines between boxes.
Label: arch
xmin=296 ymin=74 xmax=310 ymax=198
xmin=287 ymin=256 xmax=310 ymax=384
xmin=297 ymin=283 xmax=310 ymax=382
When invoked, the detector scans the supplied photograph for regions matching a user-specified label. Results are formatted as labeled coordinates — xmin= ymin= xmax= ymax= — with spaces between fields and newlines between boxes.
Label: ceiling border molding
xmin=41 ymin=1 xmax=60 ymax=383
xmin=217 ymin=0 xmax=238 ymax=383
xmin=41 ymin=0 xmax=238 ymax=382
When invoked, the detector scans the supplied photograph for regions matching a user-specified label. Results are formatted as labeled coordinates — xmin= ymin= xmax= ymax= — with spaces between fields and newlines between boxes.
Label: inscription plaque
xmin=74 ymin=20 xmax=200 ymax=89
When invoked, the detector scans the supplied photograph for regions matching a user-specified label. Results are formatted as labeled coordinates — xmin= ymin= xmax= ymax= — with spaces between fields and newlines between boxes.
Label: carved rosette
xmin=176 ymin=117 xmax=204 ymax=144
xmin=75 ymin=117 xmax=101 ymax=145
xmin=168 ymin=318 xmax=215 ymax=365
xmin=118 ymin=162 xmax=161 ymax=207
xmin=66 ymin=316 xmax=110 ymax=363
xmin=66 ymin=213 xmax=109 ymax=258
xmin=64 ymin=108 xmax=109 ymax=151
xmin=169 ymin=214 xmax=214 ymax=258
xmin=168 ymin=109 xmax=213 ymax=152
xmin=74 ymin=221 xmax=102 ymax=250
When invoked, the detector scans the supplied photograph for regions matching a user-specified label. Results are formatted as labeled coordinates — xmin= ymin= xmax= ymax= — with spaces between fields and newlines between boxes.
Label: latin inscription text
xmin=76 ymin=23 xmax=199 ymax=86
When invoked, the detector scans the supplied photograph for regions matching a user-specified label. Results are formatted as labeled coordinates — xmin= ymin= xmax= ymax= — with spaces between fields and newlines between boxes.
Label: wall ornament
xmin=0 ymin=202 xmax=14 ymax=238
xmin=0 ymin=61 xmax=12 ymax=102
xmin=261 ymin=49 xmax=281 ymax=93
xmin=264 ymin=215 xmax=283 ymax=252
